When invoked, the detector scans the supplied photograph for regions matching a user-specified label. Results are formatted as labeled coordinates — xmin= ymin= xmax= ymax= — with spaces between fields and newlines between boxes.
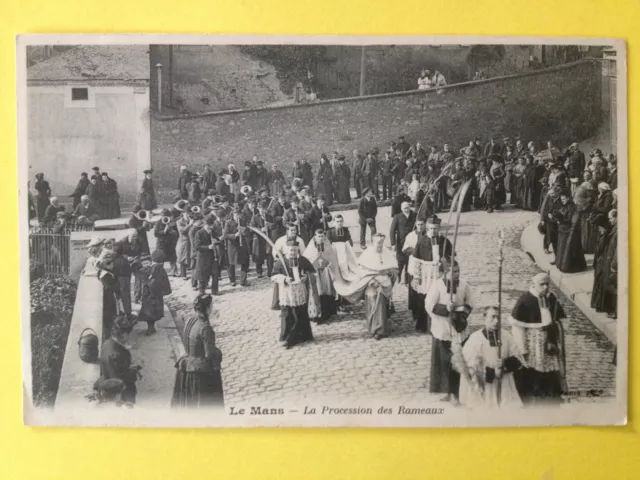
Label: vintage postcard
xmin=18 ymin=34 xmax=627 ymax=428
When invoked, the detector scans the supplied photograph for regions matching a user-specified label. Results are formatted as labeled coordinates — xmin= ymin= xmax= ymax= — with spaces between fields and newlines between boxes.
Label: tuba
xmin=190 ymin=205 xmax=202 ymax=214
xmin=175 ymin=199 xmax=189 ymax=212
xmin=240 ymin=185 xmax=253 ymax=196
xmin=134 ymin=209 xmax=150 ymax=221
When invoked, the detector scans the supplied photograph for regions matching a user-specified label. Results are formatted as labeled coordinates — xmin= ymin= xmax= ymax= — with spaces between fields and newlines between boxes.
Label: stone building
xmin=27 ymin=45 xmax=151 ymax=205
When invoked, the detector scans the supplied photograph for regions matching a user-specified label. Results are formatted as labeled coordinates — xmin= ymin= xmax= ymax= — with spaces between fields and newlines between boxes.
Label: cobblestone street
xmin=165 ymin=206 xmax=616 ymax=406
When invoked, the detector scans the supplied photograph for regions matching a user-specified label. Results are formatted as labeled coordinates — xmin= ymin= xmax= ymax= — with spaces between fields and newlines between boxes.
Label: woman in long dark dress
xmin=316 ymin=154 xmax=335 ymax=206
xmin=172 ymin=294 xmax=224 ymax=408
xmin=552 ymin=191 xmax=587 ymax=273
xmin=591 ymin=210 xmax=617 ymax=316
xmin=574 ymin=172 xmax=598 ymax=254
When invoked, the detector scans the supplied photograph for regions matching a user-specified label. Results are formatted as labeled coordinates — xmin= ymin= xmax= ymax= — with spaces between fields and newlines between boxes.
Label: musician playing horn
xmin=409 ymin=215 xmax=453 ymax=333
xmin=224 ymin=204 xmax=251 ymax=287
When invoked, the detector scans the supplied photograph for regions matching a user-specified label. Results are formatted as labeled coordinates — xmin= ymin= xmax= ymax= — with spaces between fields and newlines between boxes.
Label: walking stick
xmin=497 ymin=230 xmax=505 ymax=405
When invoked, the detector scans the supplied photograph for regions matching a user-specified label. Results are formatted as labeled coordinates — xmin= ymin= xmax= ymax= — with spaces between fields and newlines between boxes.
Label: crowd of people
xmin=35 ymin=130 xmax=617 ymax=410
xmin=30 ymin=167 xmax=122 ymax=229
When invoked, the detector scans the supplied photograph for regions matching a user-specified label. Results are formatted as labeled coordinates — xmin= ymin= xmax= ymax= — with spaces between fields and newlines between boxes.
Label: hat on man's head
xmin=151 ymin=250 xmax=166 ymax=263
xmin=101 ymin=172 xmax=108 ymax=176
xmin=81 ymin=172 xmax=88 ymax=177
xmin=316 ymin=194 xmax=325 ymax=201
xmin=362 ymin=187 xmax=372 ymax=195
xmin=92 ymin=166 xmax=100 ymax=171
xmin=338 ymin=155 xmax=346 ymax=161
xmin=87 ymin=236 xmax=105 ymax=248
xmin=143 ymin=169 xmax=153 ymax=174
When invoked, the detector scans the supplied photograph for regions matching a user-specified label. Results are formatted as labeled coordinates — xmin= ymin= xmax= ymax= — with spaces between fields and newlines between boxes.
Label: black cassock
xmin=591 ymin=224 xmax=617 ymax=315
xmin=409 ymin=235 xmax=452 ymax=332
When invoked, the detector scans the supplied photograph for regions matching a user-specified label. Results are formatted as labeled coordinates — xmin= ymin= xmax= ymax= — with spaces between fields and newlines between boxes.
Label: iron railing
xmin=29 ymin=225 xmax=94 ymax=278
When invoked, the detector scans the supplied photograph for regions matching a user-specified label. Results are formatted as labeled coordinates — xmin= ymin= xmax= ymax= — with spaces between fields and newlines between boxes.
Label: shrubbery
xmin=30 ymin=275 xmax=77 ymax=407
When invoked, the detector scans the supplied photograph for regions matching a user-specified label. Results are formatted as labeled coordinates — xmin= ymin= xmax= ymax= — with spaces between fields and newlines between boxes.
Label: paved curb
xmin=520 ymin=221 xmax=616 ymax=345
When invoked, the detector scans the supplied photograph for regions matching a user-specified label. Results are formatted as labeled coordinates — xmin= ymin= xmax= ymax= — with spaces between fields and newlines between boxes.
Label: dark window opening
xmin=71 ymin=87 xmax=89 ymax=101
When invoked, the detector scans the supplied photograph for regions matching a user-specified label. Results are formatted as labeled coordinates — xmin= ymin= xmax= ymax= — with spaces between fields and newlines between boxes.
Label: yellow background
xmin=2 ymin=1 xmax=638 ymax=478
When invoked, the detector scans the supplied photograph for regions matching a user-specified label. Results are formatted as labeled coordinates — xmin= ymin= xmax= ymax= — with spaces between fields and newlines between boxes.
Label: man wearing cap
xmin=242 ymin=160 xmax=257 ymax=191
xmin=396 ymin=136 xmax=411 ymax=157
xmin=379 ymin=151 xmax=394 ymax=201
xmin=484 ymin=136 xmax=504 ymax=159
xmin=334 ymin=155 xmax=351 ymax=204
xmin=309 ymin=195 xmax=333 ymax=233
xmin=389 ymin=201 xmax=416 ymax=284
xmin=224 ymin=205 xmax=251 ymax=287
xmin=391 ymin=183 xmax=411 ymax=218
xmin=362 ymin=151 xmax=378 ymax=199
xmin=352 ymin=149 xmax=365 ymax=199
xmin=304 ymin=229 xmax=337 ymax=323
xmin=34 ymin=172 xmax=51 ymax=223
xmin=194 ymin=215 xmax=223 ymax=295
xmin=268 ymin=164 xmax=286 ymax=197
xmin=139 ymin=169 xmax=158 ymax=211
xmin=410 ymin=215 xmax=453 ymax=333
xmin=271 ymin=240 xmax=315 ymax=348
xmin=69 ymin=172 xmax=90 ymax=209
xmin=509 ymin=273 xmax=567 ymax=405
xmin=358 ymin=187 xmax=378 ymax=249
xmin=133 ymin=250 xmax=172 ymax=335
xmin=154 ymin=208 xmax=180 ymax=276
xmin=425 ymin=258 xmax=474 ymax=404
xmin=200 ymin=165 xmax=217 ymax=196
xmin=250 ymin=199 xmax=273 ymax=278
xmin=188 ymin=213 xmax=205 ymax=291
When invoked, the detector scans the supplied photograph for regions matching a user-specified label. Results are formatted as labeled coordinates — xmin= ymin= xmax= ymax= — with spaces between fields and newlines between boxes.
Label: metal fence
xmin=29 ymin=225 xmax=94 ymax=278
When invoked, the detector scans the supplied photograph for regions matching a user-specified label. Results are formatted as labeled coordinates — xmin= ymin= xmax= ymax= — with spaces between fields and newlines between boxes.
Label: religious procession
xmin=33 ymin=126 xmax=618 ymax=412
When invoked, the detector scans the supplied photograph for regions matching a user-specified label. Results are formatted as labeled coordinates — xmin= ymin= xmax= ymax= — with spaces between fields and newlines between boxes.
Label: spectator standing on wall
xmin=178 ymin=166 xmax=193 ymax=200
xmin=34 ymin=172 xmax=51 ymax=223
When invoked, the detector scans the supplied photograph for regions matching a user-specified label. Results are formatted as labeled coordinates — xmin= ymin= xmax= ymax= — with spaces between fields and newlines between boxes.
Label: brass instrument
xmin=223 ymin=174 xmax=233 ymax=185
xmin=175 ymin=199 xmax=189 ymax=211
xmin=191 ymin=205 xmax=202 ymax=214
xmin=240 ymin=185 xmax=253 ymax=196
xmin=161 ymin=216 xmax=171 ymax=225
xmin=213 ymin=195 xmax=222 ymax=203
xmin=134 ymin=209 xmax=150 ymax=221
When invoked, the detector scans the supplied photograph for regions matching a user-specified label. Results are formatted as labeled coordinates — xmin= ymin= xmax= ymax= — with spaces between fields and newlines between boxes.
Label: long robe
xmin=357 ymin=245 xmax=398 ymax=337
xmin=139 ymin=177 xmax=158 ymax=210
xmin=425 ymin=278 xmax=474 ymax=396
xmin=303 ymin=238 xmax=337 ymax=322
xmin=407 ymin=234 xmax=453 ymax=332
xmin=135 ymin=262 xmax=172 ymax=325
xmin=334 ymin=163 xmax=351 ymax=204
xmin=103 ymin=178 xmax=121 ymax=219
xmin=459 ymin=328 xmax=524 ymax=409
xmin=591 ymin=224 xmax=617 ymax=314
xmin=271 ymin=256 xmax=315 ymax=347
xmin=316 ymin=163 xmax=334 ymax=206
xmin=35 ymin=179 xmax=51 ymax=222
xmin=554 ymin=201 xmax=587 ymax=273
xmin=509 ymin=290 xmax=567 ymax=404
xmin=154 ymin=221 xmax=179 ymax=264
xmin=171 ymin=313 xmax=224 ymax=408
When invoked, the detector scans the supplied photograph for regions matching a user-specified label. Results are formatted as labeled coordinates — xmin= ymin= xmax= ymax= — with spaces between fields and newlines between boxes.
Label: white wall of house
xmin=27 ymin=83 xmax=150 ymax=205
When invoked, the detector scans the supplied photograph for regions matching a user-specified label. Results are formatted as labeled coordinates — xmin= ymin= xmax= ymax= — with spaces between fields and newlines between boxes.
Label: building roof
xmin=27 ymin=45 xmax=150 ymax=82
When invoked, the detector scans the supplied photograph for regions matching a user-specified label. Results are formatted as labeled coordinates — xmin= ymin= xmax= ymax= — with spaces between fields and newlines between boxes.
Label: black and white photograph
xmin=18 ymin=35 xmax=627 ymax=427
